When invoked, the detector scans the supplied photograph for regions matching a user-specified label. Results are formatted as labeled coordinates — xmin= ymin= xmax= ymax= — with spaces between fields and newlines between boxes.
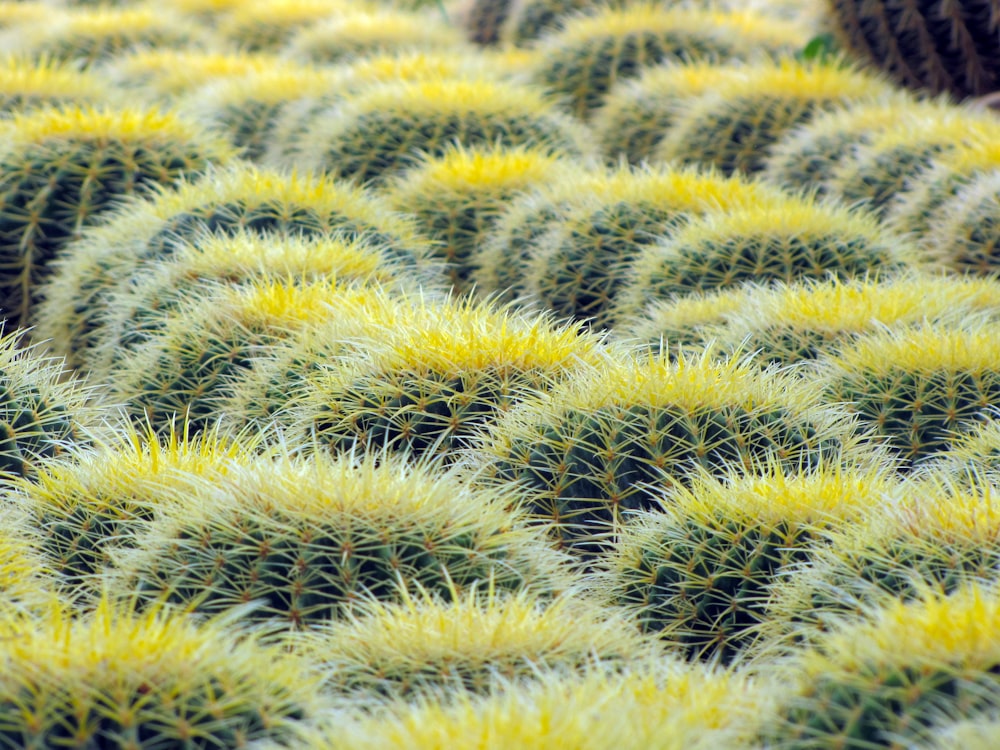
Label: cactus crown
xmin=394 ymin=143 xmax=564 ymax=193
xmin=106 ymin=48 xmax=291 ymax=94
xmin=712 ymin=57 xmax=891 ymax=100
xmin=336 ymin=50 xmax=500 ymax=89
xmin=186 ymin=65 xmax=341 ymax=107
xmin=617 ymin=284 xmax=752 ymax=349
xmin=0 ymin=56 xmax=106 ymax=104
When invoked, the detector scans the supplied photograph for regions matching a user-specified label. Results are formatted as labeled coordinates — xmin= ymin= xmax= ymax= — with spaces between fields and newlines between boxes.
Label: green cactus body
xmin=761 ymin=93 xmax=921 ymax=195
xmin=387 ymin=144 xmax=569 ymax=294
xmin=817 ymin=322 xmax=1000 ymax=468
xmin=180 ymin=66 xmax=343 ymax=162
xmin=593 ymin=61 xmax=749 ymax=167
xmin=7 ymin=7 xmax=217 ymax=69
xmin=473 ymin=350 xmax=864 ymax=556
xmin=294 ymin=588 xmax=657 ymax=700
xmin=216 ymin=0 xmax=361 ymax=51
xmin=0 ymin=599 xmax=325 ymax=748
xmin=924 ymin=170 xmax=1000 ymax=276
xmin=0 ymin=106 xmax=235 ymax=331
xmin=501 ymin=0 xmax=597 ymax=47
xmin=613 ymin=198 xmax=917 ymax=325
xmin=523 ymin=164 xmax=784 ymax=328
xmin=759 ymin=582 xmax=1000 ymax=749
xmin=708 ymin=273 xmax=1000 ymax=368
xmin=112 ymin=453 xmax=572 ymax=628
xmin=528 ymin=4 xmax=810 ymax=120
xmin=0 ymin=56 xmax=110 ymax=114
xmin=295 ymin=77 xmax=593 ymax=186
xmin=600 ymin=465 xmax=899 ymax=664
xmin=927 ymin=418 xmax=1000 ymax=480
xmin=826 ymin=0 xmax=1000 ymax=98
xmin=656 ymin=59 xmax=895 ymax=176
xmin=285 ymin=9 xmax=467 ymax=63
xmin=764 ymin=473 xmax=1000 ymax=657
xmin=825 ymin=109 xmax=1000 ymax=219
xmin=457 ymin=0 xmax=515 ymax=45
xmin=281 ymin=295 xmax=609 ymax=463
xmin=32 ymin=164 xmax=432 ymax=371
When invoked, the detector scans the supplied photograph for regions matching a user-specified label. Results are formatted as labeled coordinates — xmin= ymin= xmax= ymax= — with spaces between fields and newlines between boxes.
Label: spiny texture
xmin=928 ymin=418 xmax=1000 ymax=480
xmin=598 ymin=464 xmax=897 ymax=664
xmin=759 ymin=582 xmax=1000 ymax=749
xmin=107 ymin=279 xmax=348 ymax=435
xmin=528 ymin=4 xmax=809 ymax=119
xmin=0 ymin=507 xmax=57 ymax=616
xmin=472 ymin=349 xmax=866 ymax=556
xmin=825 ymin=107 xmax=1000 ymax=218
xmin=593 ymin=60 xmax=749 ymax=166
xmin=612 ymin=198 xmax=917 ymax=326
xmin=818 ymin=322 xmax=1000 ymax=468
xmin=502 ymin=0 xmax=598 ymax=47
xmin=0 ymin=56 xmax=109 ymax=113
xmin=459 ymin=0 xmax=515 ymax=45
xmin=293 ymin=587 xmax=657 ymax=700
xmin=279 ymin=293 xmax=609 ymax=463
xmin=111 ymin=453 xmax=572 ymax=628
xmin=0 ymin=599 xmax=325 ymax=748
xmin=0 ymin=106 xmax=234 ymax=330
xmin=386 ymin=144 xmax=568 ymax=294
xmin=826 ymin=0 xmax=1000 ymax=98
xmin=523 ymin=164 xmax=784 ymax=328
xmin=33 ymin=164 xmax=431 ymax=371
xmin=8 ymin=421 xmax=263 ymax=599
xmin=216 ymin=0 xmax=359 ymax=51
xmin=706 ymin=273 xmax=1000 ymax=367
xmin=657 ymin=58 xmax=895 ymax=176
xmin=924 ymin=170 xmax=1000 ymax=276
xmin=293 ymin=77 xmax=593 ymax=185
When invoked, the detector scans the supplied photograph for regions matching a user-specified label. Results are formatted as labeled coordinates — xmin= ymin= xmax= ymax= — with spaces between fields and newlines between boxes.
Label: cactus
xmin=522 ymin=163 xmax=784 ymax=329
xmin=0 ymin=56 xmax=110 ymax=114
xmin=386 ymin=144 xmax=569 ymax=294
xmin=923 ymin=170 xmax=1000 ymax=276
xmin=276 ymin=293 xmax=609 ymax=463
xmin=501 ymin=0 xmax=597 ymax=47
xmin=0 ymin=106 xmax=235 ymax=331
xmin=0 ymin=598 xmax=326 ymax=748
xmin=472 ymin=348 xmax=867 ymax=556
xmin=454 ymin=0 xmax=515 ymax=45
xmin=706 ymin=273 xmax=1000 ymax=368
xmin=216 ymin=0 xmax=360 ymax=51
xmin=914 ymin=717 xmax=1000 ymax=750
xmin=758 ymin=582 xmax=1000 ymax=749
xmin=656 ymin=58 xmax=895 ymax=176
xmin=612 ymin=198 xmax=917 ymax=325
xmin=0 ymin=506 xmax=57 ymax=616
xmin=110 ymin=451 xmax=573 ymax=628
xmin=816 ymin=321 xmax=1000 ymax=468
xmin=284 ymin=9 xmax=468 ymax=64
xmin=825 ymin=106 xmax=1000 ymax=218
xmin=292 ymin=77 xmax=593 ymax=186
xmin=0 ymin=2 xmax=51 ymax=31
xmin=293 ymin=587 xmax=658 ymax=700
xmin=527 ymin=4 xmax=810 ymax=119
xmin=4 ymin=6 xmax=217 ymax=69
xmin=926 ymin=417 xmax=1000 ymax=480
xmin=597 ymin=463 xmax=901 ymax=664
xmin=593 ymin=60 xmax=750 ymax=166
xmin=33 ymin=164 xmax=432 ymax=371
xmin=824 ymin=0 xmax=1000 ymax=99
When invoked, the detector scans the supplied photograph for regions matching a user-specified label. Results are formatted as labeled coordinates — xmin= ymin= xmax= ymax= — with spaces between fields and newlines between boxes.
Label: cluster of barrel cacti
xmin=0 ymin=0 xmax=998 ymax=747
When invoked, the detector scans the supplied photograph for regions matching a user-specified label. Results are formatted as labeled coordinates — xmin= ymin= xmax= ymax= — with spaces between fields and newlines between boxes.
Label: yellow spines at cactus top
xmin=0 ymin=2 xmax=51 ymax=31
xmin=110 ymin=451 xmax=574 ymax=628
xmin=0 ymin=56 xmax=111 ymax=113
xmin=293 ymin=586 xmax=659 ymax=700
xmin=656 ymin=57 xmax=896 ymax=176
xmin=759 ymin=582 xmax=1000 ymax=749
xmin=0 ymin=506 xmax=57 ymax=616
xmin=928 ymin=417 xmax=1000 ymax=479
xmin=0 ymin=597 xmax=327 ymax=747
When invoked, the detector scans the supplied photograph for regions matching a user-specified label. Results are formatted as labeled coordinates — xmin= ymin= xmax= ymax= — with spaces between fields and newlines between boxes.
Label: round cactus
xmin=291 ymin=77 xmax=593 ymax=186
xmin=284 ymin=9 xmax=468 ymax=63
xmin=612 ymin=197 xmax=918 ymax=325
xmin=110 ymin=451 xmax=573 ymax=628
xmin=592 ymin=60 xmax=750 ymax=166
xmin=33 ymin=164 xmax=432 ymax=371
xmin=0 ymin=106 xmax=235 ymax=331
xmin=472 ymin=349 xmax=867 ymax=556
xmin=597 ymin=463 xmax=900 ymax=664
xmin=3 ymin=6 xmax=217 ymax=69
xmin=216 ymin=0 xmax=360 ymax=51
xmin=816 ymin=321 xmax=1000 ymax=468
xmin=656 ymin=58 xmax=895 ymax=176
xmin=522 ymin=163 xmax=784 ymax=328
xmin=758 ymin=581 xmax=1000 ymax=749
xmin=293 ymin=587 xmax=658 ymax=701
xmin=825 ymin=0 xmax=1000 ymax=99
xmin=527 ymin=4 xmax=810 ymax=119
xmin=274 ymin=293 xmax=609 ymax=463
xmin=0 ymin=598 xmax=326 ymax=748
xmin=825 ymin=106 xmax=1000 ymax=218
xmin=922 ymin=170 xmax=1000 ymax=276
xmin=0 ymin=56 xmax=110 ymax=114
xmin=386 ymin=143 xmax=571 ymax=294
xmin=501 ymin=0 xmax=598 ymax=47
